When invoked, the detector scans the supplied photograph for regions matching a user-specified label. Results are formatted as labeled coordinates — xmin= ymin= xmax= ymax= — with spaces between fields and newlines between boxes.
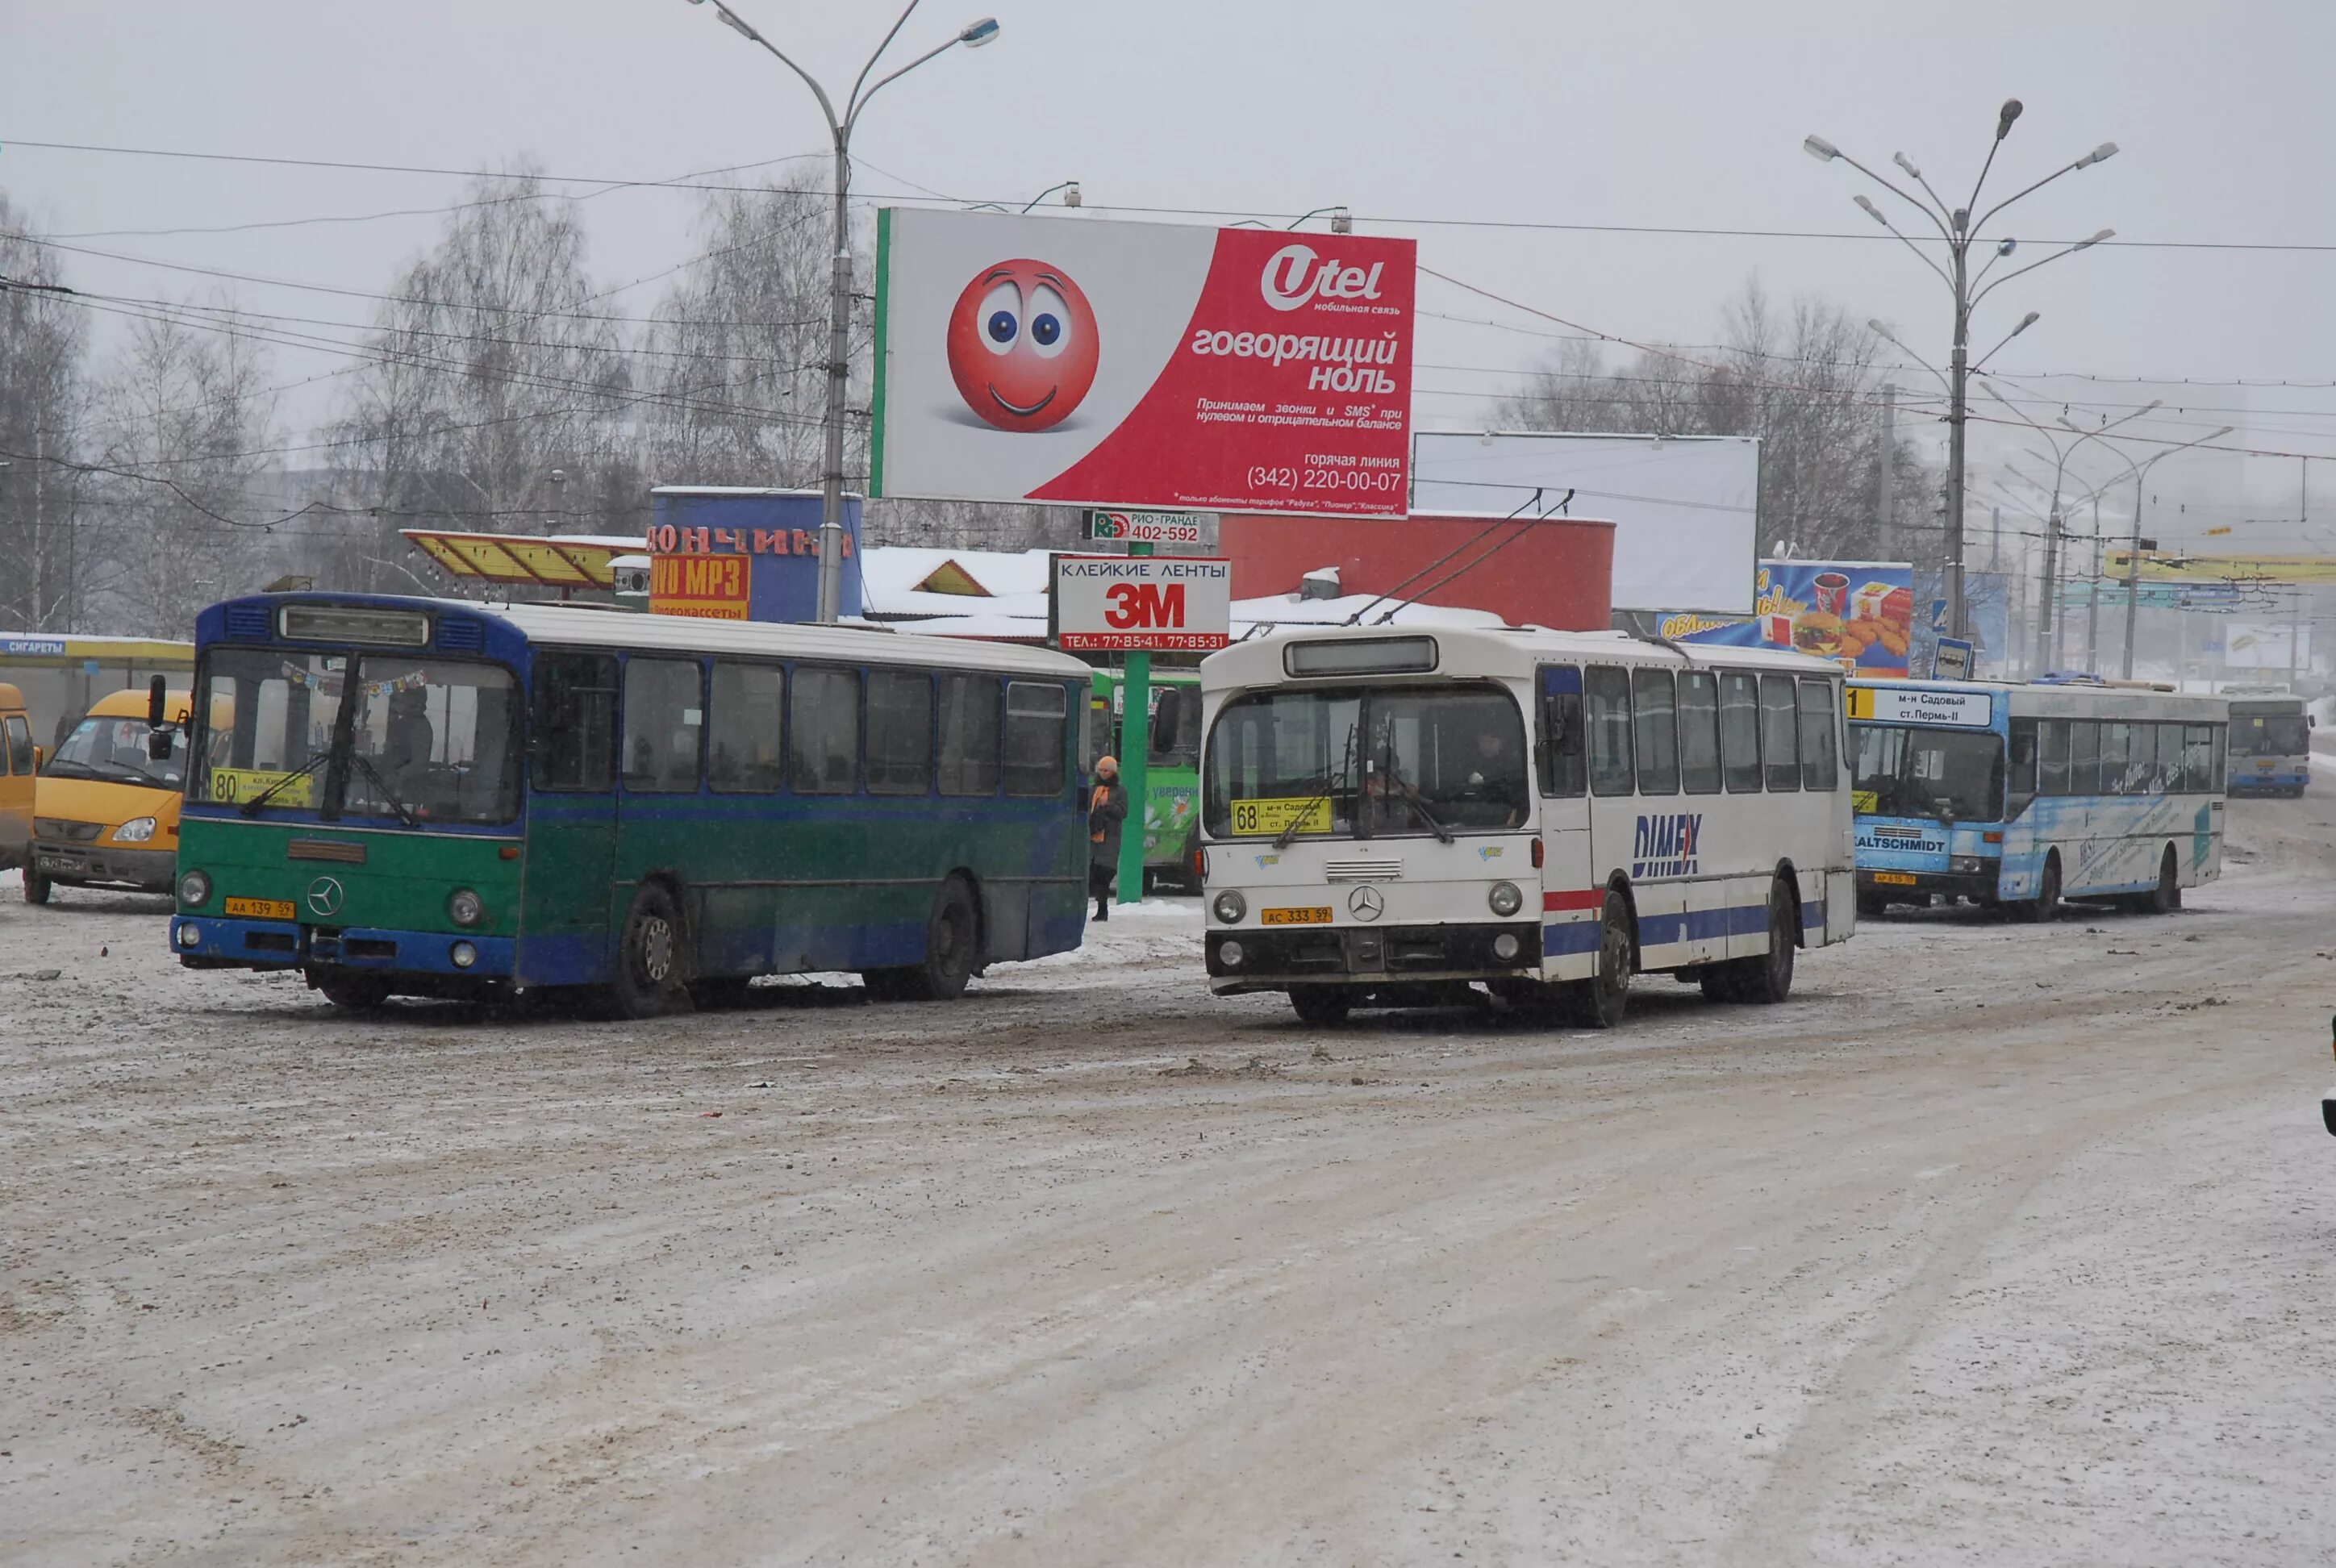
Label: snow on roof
xmin=858 ymin=546 xmax=1057 ymax=606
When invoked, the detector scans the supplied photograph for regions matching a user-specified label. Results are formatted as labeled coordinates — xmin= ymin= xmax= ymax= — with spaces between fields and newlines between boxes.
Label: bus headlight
xmin=1218 ymin=940 xmax=1244 ymax=967
xmin=1950 ymin=856 xmax=1984 ymax=874
xmin=450 ymin=940 xmax=478 ymax=970
xmin=1492 ymin=932 xmax=1521 ymax=961
xmin=178 ymin=869 xmax=212 ymax=907
xmin=1487 ymin=880 xmax=1524 ymax=917
xmin=113 ymin=815 xmax=158 ymax=844
xmin=177 ymin=922 xmax=202 ymax=949
xmin=448 ymin=888 xmax=484 ymax=927
xmin=1212 ymin=890 xmax=1247 ymax=924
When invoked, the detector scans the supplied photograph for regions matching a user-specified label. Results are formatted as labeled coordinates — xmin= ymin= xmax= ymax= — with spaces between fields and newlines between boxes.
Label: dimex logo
xmin=1633 ymin=812 xmax=1703 ymax=878
xmin=1259 ymin=244 xmax=1387 ymax=312
xmin=946 ymin=259 xmax=1100 ymax=431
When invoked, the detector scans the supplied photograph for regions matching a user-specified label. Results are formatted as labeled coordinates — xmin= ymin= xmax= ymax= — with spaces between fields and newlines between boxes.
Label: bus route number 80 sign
xmin=1055 ymin=555 xmax=1233 ymax=652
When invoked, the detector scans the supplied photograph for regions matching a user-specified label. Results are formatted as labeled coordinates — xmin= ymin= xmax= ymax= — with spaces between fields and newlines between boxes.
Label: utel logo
xmin=1260 ymin=244 xmax=1387 ymax=312
xmin=1632 ymin=812 xmax=1703 ymax=879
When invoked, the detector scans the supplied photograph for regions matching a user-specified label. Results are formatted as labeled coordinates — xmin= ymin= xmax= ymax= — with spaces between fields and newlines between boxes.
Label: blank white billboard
xmin=1409 ymin=432 xmax=1760 ymax=613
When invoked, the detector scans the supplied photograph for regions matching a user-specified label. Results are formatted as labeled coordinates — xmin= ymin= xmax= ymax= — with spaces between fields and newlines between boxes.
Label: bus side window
xmin=2038 ymin=719 xmax=2070 ymax=795
xmin=1630 ymin=667 xmax=1679 ymax=795
xmin=1758 ymin=674 xmax=1800 ymax=792
xmin=4 ymin=712 xmax=31 ymax=774
xmin=939 ymin=673 xmax=1003 ymax=797
xmin=2159 ymin=723 xmax=2185 ymax=793
xmin=622 ymin=657 xmax=705 ymax=793
xmin=866 ymin=669 xmax=936 ymax=796
xmin=1678 ymin=671 xmax=1721 ymax=794
xmin=1583 ymin=665 xmax=1634 ymax=797
xmin=1004 ymin=681 xmax=1070 ymax=797
xmin=2211 ymin=724 xmax=2227 ymax=787
xmin=1798 ymin=678 xmax=1839 ymax=790
xmin=2100 ymin=721 xmax=2132 ymax=795
xmin=1537 ymin=664 xmax=1585 ymax=797
xmin=1718 ymin=671 xmax=1762 ymax=793
xmin=2006 ymin=717 xmax=2038 ymax=810
xmin=2130 ymin=723 xmax=2161 ymax=794
xmin=2066 ymin=720 xmax=2100 ymax=794
xmin=2182 ymin=724 xmax=2212 ymax=793
xmin=790 ymin=667 xmax=861 ymax=794
xmin=707 ymin=661 xmax=786 ymax=794
xmin=531 ymin=651 xmax=617 ymax=793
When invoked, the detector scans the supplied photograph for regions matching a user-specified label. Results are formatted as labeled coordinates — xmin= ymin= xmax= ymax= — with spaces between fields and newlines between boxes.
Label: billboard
xmin=872 ymin=208 xmax=1415 ymax=515
xmin=1408 ymin=432 xmax=1759 ymax=613
xmin=647 ymin=488 xmax=861 ymax=622
xmin=1664 ymin=560 xmax=1914 ymax=676
xmin=1054 ymin=556 xmax=1232 ymax=652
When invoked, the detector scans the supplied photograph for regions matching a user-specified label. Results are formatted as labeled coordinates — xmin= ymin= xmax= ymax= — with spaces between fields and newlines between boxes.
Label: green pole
xmin=1116 ymin=540 xmax=1153 ymax=906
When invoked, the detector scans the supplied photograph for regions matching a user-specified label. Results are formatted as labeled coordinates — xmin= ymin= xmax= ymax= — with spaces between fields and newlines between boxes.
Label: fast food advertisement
xmin=1661 ymin=560 xmax=1914 ymax=676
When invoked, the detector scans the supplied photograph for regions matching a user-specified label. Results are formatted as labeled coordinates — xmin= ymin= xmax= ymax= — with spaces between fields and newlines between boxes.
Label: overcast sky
xmin=7 ymin=0 xmax=2333 ymax=547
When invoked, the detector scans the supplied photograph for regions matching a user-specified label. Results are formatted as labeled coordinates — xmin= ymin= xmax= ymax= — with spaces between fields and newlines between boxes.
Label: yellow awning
xmin=402 ymin=529 xmax=641 ymax=590
xmin=2106 ymin=549 xmax=2336 ymax=585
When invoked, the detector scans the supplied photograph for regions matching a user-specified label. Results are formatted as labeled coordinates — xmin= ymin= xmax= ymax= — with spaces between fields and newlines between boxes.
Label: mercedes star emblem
xmin=307 ymin=875 xmax=345 ymax=918
xmin=1348 ymin=885 xmax=1385 ymax=922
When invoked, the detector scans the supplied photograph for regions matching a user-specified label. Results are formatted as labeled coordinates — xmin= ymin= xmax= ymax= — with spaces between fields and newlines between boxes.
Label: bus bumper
xmin=1203 ymin=920 xmax=1541 ymax=993
xmin=1858 ymin=867 xmax=1999 ymax=903
xmin=31 ymin=840 xmax=175 ymax=893
xmin=171 ymin=915 xmax=515 ymax=979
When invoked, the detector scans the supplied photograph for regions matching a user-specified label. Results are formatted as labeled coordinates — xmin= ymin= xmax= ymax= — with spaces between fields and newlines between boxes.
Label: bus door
xmin=516 ymin=651 xmax=621 ymax=987
xmin=1534 ymin=665 xmax=1596 ymax=961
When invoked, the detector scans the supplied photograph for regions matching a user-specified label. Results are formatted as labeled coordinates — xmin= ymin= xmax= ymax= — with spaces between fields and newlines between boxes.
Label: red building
xmin=1218 ymin=511 xmax=1616 ymax=630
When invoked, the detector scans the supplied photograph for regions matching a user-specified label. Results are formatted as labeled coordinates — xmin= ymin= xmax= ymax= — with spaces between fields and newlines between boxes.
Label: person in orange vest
xmin=1087 ymin=755 xmax=1128 ymax=922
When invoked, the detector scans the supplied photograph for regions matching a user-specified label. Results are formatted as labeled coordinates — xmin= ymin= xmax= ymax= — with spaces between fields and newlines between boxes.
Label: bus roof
xmin=1202 ymin=623 xmax=1841 ymax=692
xmin=211 ymin=594 xmax=1092 ymax=682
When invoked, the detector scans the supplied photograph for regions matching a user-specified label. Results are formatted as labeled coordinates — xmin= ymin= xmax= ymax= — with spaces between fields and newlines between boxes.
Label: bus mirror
xmin=148 ymin=730 xmax=175 ymax=762
xmin=1151 ymin=694 xmax=1180 ymax=752
xmin=146 ymin=674 xmax=168 ymax=729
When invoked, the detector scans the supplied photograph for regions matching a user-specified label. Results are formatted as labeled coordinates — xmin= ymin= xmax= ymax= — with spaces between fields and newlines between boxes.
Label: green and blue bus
xmin=1084 ymin=665 xmax=1203 ymax=889
xmin=1848 ymin=677 xmax=2227 ymax=920
xmin=169 ymin=594 xmax=1094 ymax=1015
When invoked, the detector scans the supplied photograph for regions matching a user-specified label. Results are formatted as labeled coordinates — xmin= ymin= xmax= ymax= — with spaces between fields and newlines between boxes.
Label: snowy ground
xmin=3 ymin=787 xmax=2334 ymax=1566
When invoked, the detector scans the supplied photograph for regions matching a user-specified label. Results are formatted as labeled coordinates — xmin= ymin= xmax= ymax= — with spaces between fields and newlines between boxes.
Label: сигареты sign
xmin=1054 ymin=555 xmax=1232 ymax=652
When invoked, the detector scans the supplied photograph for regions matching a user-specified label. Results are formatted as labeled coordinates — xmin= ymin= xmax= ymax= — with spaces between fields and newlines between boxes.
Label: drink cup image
xmin=1813 ymin=571 xmax=1851 ymax=616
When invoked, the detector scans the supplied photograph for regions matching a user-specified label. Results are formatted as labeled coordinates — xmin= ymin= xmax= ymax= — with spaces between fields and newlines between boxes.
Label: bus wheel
xmin=1289 ymin=986 xmax=1353 ymax=1025
xmin=319 ymin=974 xmax=390 ymax=1012
xmin=23 ymin=869 xmax=51 ymax=905
xmin=2019 ymin=854 xmax=2062 ymax=924
xmin=895 ymin=878 xmax=978 ymax=1002
xmin=2145 ymin=845 xmax=2181 ymax=914
xmin=1569 ymin=889 xmax=1633 ymax=1029
xmin=1737 ymin=880 xmax=1798 ymax=1004
xmin=612 ymin=883 xmax=692 ymax=1020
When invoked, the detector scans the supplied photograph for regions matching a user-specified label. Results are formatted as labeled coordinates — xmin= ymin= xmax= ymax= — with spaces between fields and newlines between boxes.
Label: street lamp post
xmin=683 ymin=0 xmax=999 ymax=624
xmin=1805 ymin=104 xmax=2117 ymax=640
xmin=2064 ymin=420 xmax=2234 ymax=679
xmin=1986 ymin=385 xmax=2158 ymax=671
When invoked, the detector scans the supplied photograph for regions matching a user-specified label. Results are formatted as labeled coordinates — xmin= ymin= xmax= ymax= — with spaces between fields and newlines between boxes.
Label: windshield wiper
xmin=1391 ymin=787 xmax=1456 ymax=844
xmin=1271 ymin=768 xmax=1345 ymax=849
xmin=238 ymin=750 xmax=332 ymax=816
xmin=346 ymin=750 xmax=422 ymax=829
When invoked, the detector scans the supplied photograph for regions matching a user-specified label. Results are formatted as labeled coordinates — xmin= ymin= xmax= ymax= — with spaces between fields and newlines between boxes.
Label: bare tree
xmin=0 ymin=194 xmax=90 ymax=630
xmin=81 ymin=301 xmax=282 ymax=635
xmin=318 ymin=166 xmax=644 ymax=593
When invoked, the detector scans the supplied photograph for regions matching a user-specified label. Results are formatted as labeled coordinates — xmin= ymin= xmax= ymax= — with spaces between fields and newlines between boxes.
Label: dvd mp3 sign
xmin=1055 ymin=555 xmax=1232 ymax=652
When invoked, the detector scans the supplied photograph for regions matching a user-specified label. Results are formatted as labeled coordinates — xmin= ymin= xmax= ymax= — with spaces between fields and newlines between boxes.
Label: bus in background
xmin=24 ymin=682 xmax=207 ymax=903
xmin=0 ymin=683 xmax=35 ymax=875
xmin=1199 ymin=627 xmax=1856 ymax=1028
xmin=2222 ymin=688 xmax=2311 ymax=797
xmin=1086 ymin=665 xmax=1203 ymax=890
xmin=1849 ymin=678 xmax=2226 ymax=920
xmin=169 ymin=595 xmax=1093 ymax=1015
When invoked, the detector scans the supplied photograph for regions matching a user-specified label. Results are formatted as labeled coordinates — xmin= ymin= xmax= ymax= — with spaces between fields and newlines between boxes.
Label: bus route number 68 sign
xmin=1055 ymin=555 xmax=1233 ymax=652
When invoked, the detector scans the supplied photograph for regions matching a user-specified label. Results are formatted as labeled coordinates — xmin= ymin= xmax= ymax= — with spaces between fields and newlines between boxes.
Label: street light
xmin=1287 ymin=206 xmax=1354 ymax=234
xmin=1804 ymin=101 xmax=2118 ymax=640
xmin=2070 ymin=422 xmax=2236 ymax=678
xmin=682 ymin=0 xmax=1001 ymax=623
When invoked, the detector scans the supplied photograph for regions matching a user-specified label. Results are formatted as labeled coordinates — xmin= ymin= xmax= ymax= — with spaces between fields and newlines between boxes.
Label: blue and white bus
xmin=1848 ymin=678 xmax=2226 ymax=920
xmin=2223 ymin=690 xmax=2312 ymax=797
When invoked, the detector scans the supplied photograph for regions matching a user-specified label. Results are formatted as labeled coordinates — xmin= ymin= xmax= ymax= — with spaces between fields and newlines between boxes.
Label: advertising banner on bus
xmin=872 ymin=208 xmax=1415 ymax=517
xmin=1661 ymin=560 xmax=1914 ymax=675
xmin=1054 ymin=555 xmax=1233 ymax=652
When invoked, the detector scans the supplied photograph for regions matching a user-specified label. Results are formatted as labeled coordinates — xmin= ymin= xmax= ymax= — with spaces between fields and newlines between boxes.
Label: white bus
xmin=1197 ymin=627 xmax=1857 ymax=1027
xmin=1848 ymin=678 xmax=2226 ymax=919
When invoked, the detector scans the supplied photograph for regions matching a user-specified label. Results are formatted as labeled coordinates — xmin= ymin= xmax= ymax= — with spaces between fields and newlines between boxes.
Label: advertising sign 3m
xmin=1055 ymin=556 xmax=1233 ymax=652
xmin=874 ymin=209 xmax=1415 ymax=517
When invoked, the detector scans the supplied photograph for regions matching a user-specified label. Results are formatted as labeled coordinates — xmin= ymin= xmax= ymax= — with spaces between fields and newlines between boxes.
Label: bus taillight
xmin=1531 ymin=838 xmax=1544 ymax=869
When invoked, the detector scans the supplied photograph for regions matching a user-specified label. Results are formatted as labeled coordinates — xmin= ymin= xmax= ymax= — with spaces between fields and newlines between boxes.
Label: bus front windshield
xmin=191 ymin=647 xmax=523 ymax=825
xmin=1204 ymin=684 xmax=1528 ymax=840
xmin=1850 ymin=723 xmax=2004 ymax=824
xmin=2231 ymin=712 xmax=2309 ymax=757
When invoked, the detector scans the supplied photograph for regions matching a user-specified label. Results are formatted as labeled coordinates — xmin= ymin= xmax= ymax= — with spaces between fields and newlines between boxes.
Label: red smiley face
xmin=945 ymin=259 xmax=1099 ymax=432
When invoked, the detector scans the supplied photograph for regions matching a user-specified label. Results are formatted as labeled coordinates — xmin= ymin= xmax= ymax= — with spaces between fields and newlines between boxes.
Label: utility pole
xmin=1876 ymin=383 xmax=1896 ymax=558
xmin=2084 ymin=494 xmax=2102 ymax=673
